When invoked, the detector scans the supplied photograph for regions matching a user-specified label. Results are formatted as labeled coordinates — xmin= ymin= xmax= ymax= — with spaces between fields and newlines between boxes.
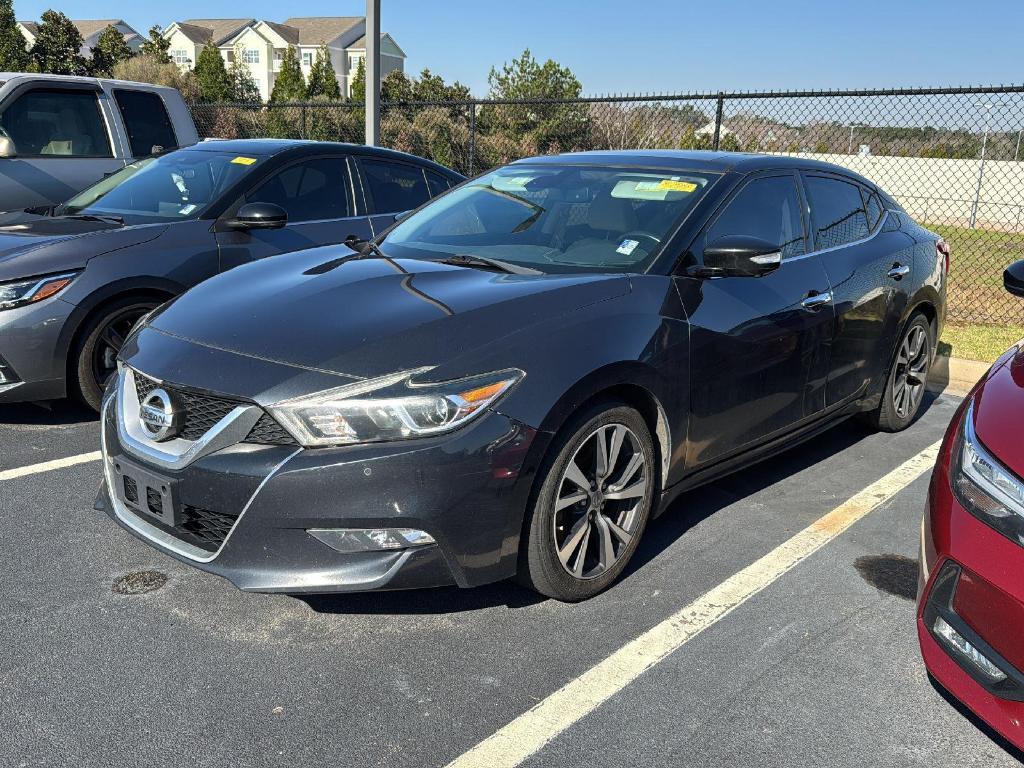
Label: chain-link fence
xmin=190 ymin=86 xmax=1024 ymax=327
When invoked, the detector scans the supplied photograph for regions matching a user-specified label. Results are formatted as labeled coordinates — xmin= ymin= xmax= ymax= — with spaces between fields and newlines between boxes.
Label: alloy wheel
xmin=552 ymin=423 xmax=648 ymax=580
xmin=90 ymin=307 xmax=150 ymax=392
xmin=891 ymin=324 xmax=929 ymax=420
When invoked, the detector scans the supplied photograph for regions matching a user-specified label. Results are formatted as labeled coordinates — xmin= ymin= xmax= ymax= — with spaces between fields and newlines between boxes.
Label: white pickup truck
xmin=0 ymin=72 xmax=199 ymax=211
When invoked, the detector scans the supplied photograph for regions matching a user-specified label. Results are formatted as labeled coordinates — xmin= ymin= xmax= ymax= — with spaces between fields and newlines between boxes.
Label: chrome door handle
xmin=801 ymin=290 xmax=833 ymax=310
xmin=887 ymin=264 xmax=910 ymax=280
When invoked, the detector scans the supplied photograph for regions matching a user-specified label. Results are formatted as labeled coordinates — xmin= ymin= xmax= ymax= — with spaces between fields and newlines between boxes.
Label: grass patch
xmin=939 ymin=323 xmax=1024 ymax=363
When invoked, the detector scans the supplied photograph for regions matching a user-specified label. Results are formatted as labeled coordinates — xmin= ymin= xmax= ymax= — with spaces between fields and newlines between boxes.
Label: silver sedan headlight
xmin=0 ymin=272 xmax=78 ymax=311
xmin=269 ymin=367 xmax=524 ymax=447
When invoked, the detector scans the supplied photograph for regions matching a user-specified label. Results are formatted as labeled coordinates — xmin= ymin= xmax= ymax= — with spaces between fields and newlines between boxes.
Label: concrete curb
xmin=927 ymin=354 xmax=992 ymax=397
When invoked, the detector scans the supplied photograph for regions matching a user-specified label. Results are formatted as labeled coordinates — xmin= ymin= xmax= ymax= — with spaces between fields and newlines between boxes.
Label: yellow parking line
xmin=0 ymin=451 xmax=102 ymax=482
xmin=446 ymin=440 xmax=942 ymax=768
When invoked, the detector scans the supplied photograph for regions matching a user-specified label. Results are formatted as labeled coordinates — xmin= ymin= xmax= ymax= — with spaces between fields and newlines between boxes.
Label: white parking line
xmin=446 ymin=440 xmax=942 ymax=768
xmin=0 ymin=452 xmax=102 ymax=482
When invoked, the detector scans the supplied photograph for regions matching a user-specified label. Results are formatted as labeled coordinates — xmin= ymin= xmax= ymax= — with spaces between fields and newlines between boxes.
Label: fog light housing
xmin=309 ymin=527 xmax=436 ymax=554
xmin=933 ymin=615 xmax=1007 ymax=682
xmin=0 ymin=355 xmax=18 ymax=385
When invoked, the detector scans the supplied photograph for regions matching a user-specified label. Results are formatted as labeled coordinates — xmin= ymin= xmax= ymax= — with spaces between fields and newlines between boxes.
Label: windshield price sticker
xmin=616 ymin=239 xmax=640 ymax=255
xmin=231 ymin=156 xmax=258 ymax=165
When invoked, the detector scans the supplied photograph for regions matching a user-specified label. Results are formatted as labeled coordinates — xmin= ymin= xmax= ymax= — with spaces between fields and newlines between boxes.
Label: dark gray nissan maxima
xmin=98 ymin=150 xmax=947 ymax=601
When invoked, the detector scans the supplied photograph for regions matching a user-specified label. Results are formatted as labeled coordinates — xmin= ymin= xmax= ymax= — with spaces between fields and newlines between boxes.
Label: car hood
xmin=0 ymin=218 xmax=167 ymax=281
xmin=973 ymin=342 xmax=1024 ymax=479
xmin=147 ymin=246 xmax=630 ymax=380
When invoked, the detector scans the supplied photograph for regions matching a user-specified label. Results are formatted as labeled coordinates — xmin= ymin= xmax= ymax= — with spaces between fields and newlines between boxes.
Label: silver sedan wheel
xmin=552 ymin=423 xmax=648 ymax=580
xmin=892 ymin=324 xmax=929 ymax=419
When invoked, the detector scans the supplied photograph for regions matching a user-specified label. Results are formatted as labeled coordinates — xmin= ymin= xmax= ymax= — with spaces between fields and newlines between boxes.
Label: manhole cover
xmin=112 ymin=570 xmax=168 ymax=595
xmin=853 ymin=554 xmax=918 ymax=601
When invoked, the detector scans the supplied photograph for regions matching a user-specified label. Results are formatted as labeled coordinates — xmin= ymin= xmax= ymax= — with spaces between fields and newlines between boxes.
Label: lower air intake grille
xmin=178 ymin=505 xmax=240 ymax=552
xmin=245 ymin=414 xmax=297 ymax=445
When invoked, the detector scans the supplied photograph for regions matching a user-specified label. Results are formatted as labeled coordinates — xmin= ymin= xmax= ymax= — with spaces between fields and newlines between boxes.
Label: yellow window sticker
xmin=231 ymin=156 xmax=258 ymax=165
xmin=657 ymin=179 xmax=698 ymax=192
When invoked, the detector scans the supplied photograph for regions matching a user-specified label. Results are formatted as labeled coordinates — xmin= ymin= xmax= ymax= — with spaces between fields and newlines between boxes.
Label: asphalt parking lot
xmin=2 ymin=391 xmax=1022 ymax=767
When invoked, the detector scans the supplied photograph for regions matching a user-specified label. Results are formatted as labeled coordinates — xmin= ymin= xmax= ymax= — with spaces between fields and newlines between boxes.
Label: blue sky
xmin=14 ymin=0 xmax=1022 ymax=96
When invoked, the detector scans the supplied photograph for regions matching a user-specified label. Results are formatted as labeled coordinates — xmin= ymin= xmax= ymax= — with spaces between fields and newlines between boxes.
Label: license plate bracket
xmin=111 ymin=456 xmax=178 ymax=526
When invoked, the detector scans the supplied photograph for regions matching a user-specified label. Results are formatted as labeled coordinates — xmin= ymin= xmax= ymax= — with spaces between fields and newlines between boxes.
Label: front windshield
xmin=63 ymin=149 xmax=264 ymax=224
xmin=383 ymin=164 xmax=718 ymax=273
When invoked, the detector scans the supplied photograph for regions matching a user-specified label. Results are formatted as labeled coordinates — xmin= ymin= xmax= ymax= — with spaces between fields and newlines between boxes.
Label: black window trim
xmin=697 ymin=169 xmax=811 ymax=263
xmin=111 ymin=87 xmax=180 ymax=156
xmin=355 ymin=155 xmax=434 ymax=215
xmin=799 ymin=170 xmax=889 ymax=258
xmin=0 ymin=84 xmax=115 ymax=159
xmin=232 ymin=153 xmax=361 ymax=225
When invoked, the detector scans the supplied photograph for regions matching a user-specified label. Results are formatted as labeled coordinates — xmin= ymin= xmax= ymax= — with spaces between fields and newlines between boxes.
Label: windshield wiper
xmin=58 ymin=213 xmax=124 ymax=225
xmin=434 ymin=253 xmax=541 ymax=276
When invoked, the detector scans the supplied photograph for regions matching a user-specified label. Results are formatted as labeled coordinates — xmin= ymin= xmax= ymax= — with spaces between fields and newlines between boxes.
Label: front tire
xmin=73 ymin=298 xmax=157 ymax=412
xmin=518 ymin=402 xmax=656 ymax=601
xmin=866 ymin=312 xmax=933 ymax=433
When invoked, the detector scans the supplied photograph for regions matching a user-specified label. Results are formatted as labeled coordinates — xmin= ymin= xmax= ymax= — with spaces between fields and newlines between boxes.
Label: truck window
xmin=113 ymin=89 xmax=178 ymax=157
xmin=0 ymin=88 xmax=112 ymax=157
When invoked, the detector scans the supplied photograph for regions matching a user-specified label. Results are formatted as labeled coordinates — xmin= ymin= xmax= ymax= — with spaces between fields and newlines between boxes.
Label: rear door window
xmin=359 ymin=158 xmax=431 ymax=213
xmin=114 ymin=89 xmax=178 ymax=157
xmin=804 ymin=176 xmax=870 ymax=249
xmin=0 ymin=88 xmax=112 ymax=157
xmin=425 ymin=170 xmax=451 ymax=198
xmin=705 ymin=174 xmax=806 ymax=259
xmin=246 ymin=157 xmax=353 ymax=223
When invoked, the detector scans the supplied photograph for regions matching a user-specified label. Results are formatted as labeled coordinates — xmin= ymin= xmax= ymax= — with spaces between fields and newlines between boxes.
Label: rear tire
xmin=864 ymin=312 xmax=933 ymax=433
xmin=73 ymin=298 xmax=158 ymax=412
xmin=518 ymin=401 xmax=656 ymax=601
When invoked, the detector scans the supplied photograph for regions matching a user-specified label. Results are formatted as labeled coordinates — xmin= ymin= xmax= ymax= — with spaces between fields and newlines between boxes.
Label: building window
xmin=302 ymin=51 xmax=313 ymax=67
xmin=273 ymin=49 xmax=285 ymax=62
xmin=171 ymin=49 xmax=190 ymax=65
xmin=348 ymin=54 xmax=362 ymax=71
xmin=243 ymin=48 xmax=260 ymax=64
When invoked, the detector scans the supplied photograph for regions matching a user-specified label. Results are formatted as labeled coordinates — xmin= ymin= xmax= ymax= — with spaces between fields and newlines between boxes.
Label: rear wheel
xmin=866 ymin=313 xmax=933 ymax=432
xmin=518 ymin=402 xmax=656 ymax=601
xmin=73 ymin=298 xmax=157 ymax=411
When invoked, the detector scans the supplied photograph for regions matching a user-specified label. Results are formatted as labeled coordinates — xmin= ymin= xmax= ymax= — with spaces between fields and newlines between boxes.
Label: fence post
xmin=712 ymin=93 xmax=725 ymax=150
xmin=468 ymin=102 xmax=477 ymax=176
xmin=300 ymin=104 xmax=306 ymax=140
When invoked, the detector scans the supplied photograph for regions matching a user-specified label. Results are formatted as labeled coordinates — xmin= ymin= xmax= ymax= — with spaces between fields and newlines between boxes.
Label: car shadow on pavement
xmin=300 ymin=392 xmax=945 ymax=615
xmin=0 ymin=399 xmax=98 ymax=426
xmin=928 ymin=674 xmax=1024 ymax=763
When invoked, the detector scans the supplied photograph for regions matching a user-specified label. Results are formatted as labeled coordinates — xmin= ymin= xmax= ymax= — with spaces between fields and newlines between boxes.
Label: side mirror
xmin=228 ymin=202 xmax=287 ymax=230
xmin=692 ymin=235 xmax=782 ymax=278
xmin=0 ymin=135 xmax=16 ymax=158
xmin=1005 ymin=259 xmax=1024 ymax=298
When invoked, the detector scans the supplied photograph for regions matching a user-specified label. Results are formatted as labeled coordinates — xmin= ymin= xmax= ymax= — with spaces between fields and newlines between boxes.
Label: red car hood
xmin=972 ymin=342 xmax=1024 ymax=479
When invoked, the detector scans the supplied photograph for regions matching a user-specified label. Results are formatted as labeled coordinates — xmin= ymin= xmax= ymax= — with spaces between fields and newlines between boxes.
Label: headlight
xmin=269 ymin=367 xmax=524 ymax=447
xmin=0 ymin=272 xmax=78 ymax=311
xmin=953 ymin=400 xmax=1024 ymax=546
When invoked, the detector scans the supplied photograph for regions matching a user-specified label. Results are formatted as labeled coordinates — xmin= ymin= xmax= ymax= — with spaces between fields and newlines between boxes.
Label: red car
xmin=918 ymin=259 xmax=1024 ymax=750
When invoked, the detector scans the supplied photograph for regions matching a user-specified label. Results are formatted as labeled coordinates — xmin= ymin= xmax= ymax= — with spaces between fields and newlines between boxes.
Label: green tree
xmin=348 ymin=56 xmax=365 ymax=102
xmin=481 ymin=49 xmax=589 ymax=154
xmin=413 ymin=67 xmax=470 ymax=102
xmin=228 ymin=43 xmax=260 ymax=103
xmin=193 ymin=41 xmax=231 ymax=102
xmin=719 ymin=133 xmax=741 ymax=152
xmin=30 ymin=10 xmax=87 ymax=75
xmin=112 ymin=53 xmax=199 ymax=101
xmin=90 ymin=25 xmax=134 ymax=76
xmin=0 ymin=0 xmax=29 ymax=71
xmin=270 ymin=45 xmax=306 ymax=102
xmin=381 ymin=69 xmax=413 ymax=103
xmin=306 ymin=44 xmax=340 ymax=100
xmin=138 ymin=25 xmax=171 ymax=64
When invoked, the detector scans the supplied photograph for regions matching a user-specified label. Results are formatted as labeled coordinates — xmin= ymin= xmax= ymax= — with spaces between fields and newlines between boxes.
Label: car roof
xmin=187 ymin=138 xmax=465 ymax=176
xmin=511 ymin=149 xmax=877 ymax=183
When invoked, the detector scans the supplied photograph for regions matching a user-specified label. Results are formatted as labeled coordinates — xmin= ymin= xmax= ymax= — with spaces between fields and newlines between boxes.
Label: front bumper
xmin=917 ymin=424 xmax=1024 ymax=751
xmin=98 ymin=391 xmax=538 ymax=593
xmin=0 ymin=297 xmax=75 ymax=403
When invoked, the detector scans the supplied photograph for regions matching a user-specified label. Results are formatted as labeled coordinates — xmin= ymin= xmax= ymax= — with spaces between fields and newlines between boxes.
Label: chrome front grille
xmin=131 ymin=372 xmax=296 ymax=446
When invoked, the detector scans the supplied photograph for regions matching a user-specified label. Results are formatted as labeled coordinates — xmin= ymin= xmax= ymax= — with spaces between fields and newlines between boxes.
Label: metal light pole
xmin=847 ymin=123 xmax=864 ymax=155
xmin=364 ymin=0 xmax=381 ymax=146
xmin=970 ymin=101 xmax=1007 ymax=229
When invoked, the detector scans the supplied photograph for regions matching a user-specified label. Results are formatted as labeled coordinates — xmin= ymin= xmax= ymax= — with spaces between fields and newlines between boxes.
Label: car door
xmin=356 ymin=157 xmax=437 ymax=235
xmin=802 ymin=173 xmax=906 ymax=407
xmin=215 ymin=155 xmax=373 ymax=272
xmin=0 ymin=84 xmax=124 ymax=211
xmin=679 ymin=171 xmax=835 ymax=468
